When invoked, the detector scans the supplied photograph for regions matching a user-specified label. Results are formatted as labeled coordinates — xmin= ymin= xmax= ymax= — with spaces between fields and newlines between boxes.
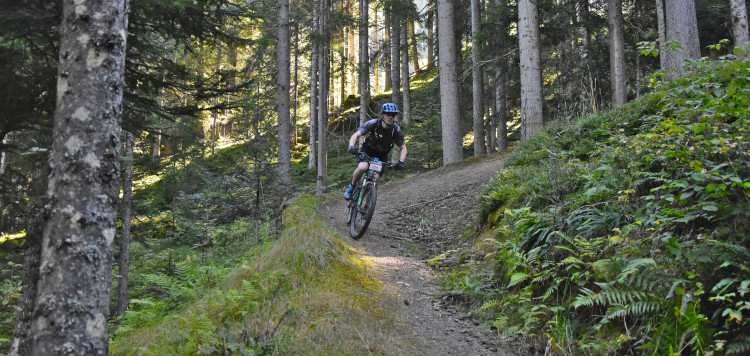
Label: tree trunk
xmin=116 ymin=131 xmax=134 ymax=317
xmin=495 ymin=70 xmax=508 ymax=151
xmin=518 ymin=0 xmax=544 ymax=141
xmin=485 ymin=68 xmax=494 ymax=153
xmin=0 ymin=133 xmax=7 ymax=178
xmin=151 ymin=130 xmax=161 ymax=161
xmin=494 ymin=0 xmax=509 ymax=152
xmin=608 ymin=0 xmax=627 ymax=108
xmin=9 ymin=165 xmax=48 ymax=356
xmin=384 ymin=10 xmax=392 ymax=91
xmin=437 ymin=0 xmax=464 ymax=164
xmin=29 ymin=0 xmax=128 ymax=353
xmin=579 ymin=0 xmax=598 ymax=112
xmin=373 ymin=5 xmax=380 ymax=92
xmin=390 ymin=3 xmax=401 ymax=108
xmin=656 ymin=0 xmax=667 ymax=71
xmin=339 ymin=9 xmax=347 ymax=108
xmin=228 ymin=43 xmax=238 ymax=139
xmin=317 ymin=0 xmax=330 ymax=194
xmin=730 ymin=0 xmax=750 ymax=54
xmin=471 ymin=0 xmax=485 ymax=156
xmin=293 ymin=19 xmax=300 ymax=144
xmin=663 ymin=0 xmax=701 ymax=80
xmin=555 ymin=0 xmax=574 ymax=109
xmin=212 ymin=42 xmax=221 ymax=154
xmin=349 ymin=0 xmax=356 ymax=96
xmin=401 ymin=21 xmax=412 ymax=126
xmin=360 ymin=0 xmax=370 ymax=126
xmin=409 ymin=21 xmax=419 ymax=72
xmin=9 ymin=219 xmax=42 ymax=356
xmin=427 ymin=6 xmax=435 ymax=70
xmin=635 ymin=0 xmax=642 ymax=97
xmin=277 ymin=0 xmax=292 ymax=190
xmin=309 ymin=2 xmax=319 ymax=170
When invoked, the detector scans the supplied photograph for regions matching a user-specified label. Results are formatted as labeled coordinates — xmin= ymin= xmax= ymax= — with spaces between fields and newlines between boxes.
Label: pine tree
xmin=493 ymin=0 xmax=510 ymax=152
xmin=518 ymin=0 xmax=543 ymax=141
xmin=359 ymin=0 xmax=370 ymax=127
xmin=317 ymin=0 xmax=330 ymax=194
xmin=390 ymin=1 xmax=402 ymax=109
xmin=30 ymin=0 xmax=129 ymax=353
xmin=437 ymin=0 xmax=463 ymax=164
xmin=116 ymin=131 xmax=134 ymax=317
xmin=471 ymin=0 xmax=485 ymax=156
xmin=730 ymin=0 xmax=749 ymax=53
xmin=608 ymin=0 xmax=627 ymax=108
xmin=401 ymin=16 xmax=412 ymax=126
xmin=663 ymin=0 xmax=701 ymax=79
xmin=277 ymin=0 xmax=293 ymax=190
xmin=309 ymin=1 xmax=319 ymax=171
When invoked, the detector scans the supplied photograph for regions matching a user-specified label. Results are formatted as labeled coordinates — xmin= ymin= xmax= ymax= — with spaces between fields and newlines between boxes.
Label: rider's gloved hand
xmin=394 ymin=160 xmax=404 ymax=170
xmin=348 ymin=146 xmax=357 ymax=155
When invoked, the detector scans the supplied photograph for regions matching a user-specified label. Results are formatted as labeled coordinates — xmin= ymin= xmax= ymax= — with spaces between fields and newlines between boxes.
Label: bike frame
xmin=347 ymin=151 xmax=392 ymax=239
xmin=356 ymin=159 xmax=382 ymax=204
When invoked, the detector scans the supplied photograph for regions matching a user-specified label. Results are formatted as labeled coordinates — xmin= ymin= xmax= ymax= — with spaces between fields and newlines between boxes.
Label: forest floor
xmin=319 ymin=153 xmax=538 ymax=355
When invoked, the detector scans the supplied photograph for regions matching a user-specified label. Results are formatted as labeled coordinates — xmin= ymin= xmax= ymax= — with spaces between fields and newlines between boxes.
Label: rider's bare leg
xmin=351 ymin=161 xmax=369 ymax=186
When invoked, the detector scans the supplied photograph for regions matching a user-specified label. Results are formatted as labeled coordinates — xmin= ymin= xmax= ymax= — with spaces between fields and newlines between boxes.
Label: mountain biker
xmin=344 ymin=102 xmax=407 ymax=199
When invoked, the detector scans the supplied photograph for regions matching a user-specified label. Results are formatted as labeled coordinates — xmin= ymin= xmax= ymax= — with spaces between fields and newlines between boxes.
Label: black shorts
xmin=358 ymin=149 xmax=388 ymax=163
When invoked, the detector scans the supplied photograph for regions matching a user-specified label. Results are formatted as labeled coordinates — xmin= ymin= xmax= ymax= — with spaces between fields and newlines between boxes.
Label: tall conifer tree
xmin=437 ymin=0 xmax=463 ymax=164
xmin=277 ymin=0 xmax=293 ymax=190
xmin=663 ymin=0 xmax=701 ymax=79
xmin=30 ymin=0 xmax=129 ymax=353
xmin=518 ymin=0 xmax=543 ymax=141
xmin=608 ymin=0 xmax=627 ymax=108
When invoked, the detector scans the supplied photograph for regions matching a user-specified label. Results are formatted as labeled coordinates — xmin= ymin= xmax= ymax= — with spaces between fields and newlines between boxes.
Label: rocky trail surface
xmin=319 ymin=153 xmax=536 ymax=356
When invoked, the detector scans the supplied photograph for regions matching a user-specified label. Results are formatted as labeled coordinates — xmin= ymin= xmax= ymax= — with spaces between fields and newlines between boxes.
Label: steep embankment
xmin=319 ymin=152 xmax=529 ymax=355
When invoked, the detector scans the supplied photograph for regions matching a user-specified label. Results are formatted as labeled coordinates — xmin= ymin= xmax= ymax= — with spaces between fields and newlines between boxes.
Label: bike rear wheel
xmin=350 ymin=183 xmax=377 ymax=239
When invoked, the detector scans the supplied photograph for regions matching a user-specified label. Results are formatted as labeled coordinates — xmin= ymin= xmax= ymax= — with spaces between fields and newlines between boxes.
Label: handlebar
xmin=356 ymin=151 xmax=394 ymax=169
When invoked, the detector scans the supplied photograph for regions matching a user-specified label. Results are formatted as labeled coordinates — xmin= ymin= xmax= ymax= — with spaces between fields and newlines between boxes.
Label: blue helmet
xmin=381 ymin=103 xmax=399 ymax=115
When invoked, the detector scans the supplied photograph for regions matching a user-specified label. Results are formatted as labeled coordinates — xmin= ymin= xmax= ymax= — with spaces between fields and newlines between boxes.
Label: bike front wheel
xmin=346 ymin=186 xmax=360 ymax=225
xmin=350 ymin=183 xmax=377 ymax=239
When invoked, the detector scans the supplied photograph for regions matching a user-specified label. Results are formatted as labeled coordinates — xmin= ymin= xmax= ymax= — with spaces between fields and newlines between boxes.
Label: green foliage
xmin=112 ymin=196 xmax=414 ymax=355
xmin=444 ymin=58 xmax=750 ymax=354
xmin=0 ymin=260 xmax=21 ymax=349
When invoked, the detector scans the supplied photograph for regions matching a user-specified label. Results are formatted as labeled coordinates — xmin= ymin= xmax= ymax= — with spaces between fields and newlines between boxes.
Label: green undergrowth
xmin=441 ymin=59 xmax=750 ymax=355
xmin=135 ymin=141 xmax=273 ymax=217
xmin=110 ymin=195 xmax=413 ymax=355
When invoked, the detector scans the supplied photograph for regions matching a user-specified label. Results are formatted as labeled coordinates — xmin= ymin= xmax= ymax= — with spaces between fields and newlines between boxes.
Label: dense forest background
xmin=1 ymin=0 xmax=749 ymax=354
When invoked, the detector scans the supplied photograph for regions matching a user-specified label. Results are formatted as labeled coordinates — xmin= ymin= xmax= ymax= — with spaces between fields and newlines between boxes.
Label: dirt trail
xmin=319 ymin=153 xmax=531 ymax=356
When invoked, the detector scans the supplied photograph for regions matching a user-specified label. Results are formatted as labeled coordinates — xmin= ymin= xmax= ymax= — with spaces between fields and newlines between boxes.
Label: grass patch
xmin=111 ymin=196 xmax=416 ymax=355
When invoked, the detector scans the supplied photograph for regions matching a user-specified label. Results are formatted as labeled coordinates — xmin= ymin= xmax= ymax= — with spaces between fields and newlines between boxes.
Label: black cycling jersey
xmin=358 ymin=119 xmax=405 ymax=160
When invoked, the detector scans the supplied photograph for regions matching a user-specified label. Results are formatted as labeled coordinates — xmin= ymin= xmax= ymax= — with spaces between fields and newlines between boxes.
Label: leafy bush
xmin=447 ymin=59 xmax=750 ymax=354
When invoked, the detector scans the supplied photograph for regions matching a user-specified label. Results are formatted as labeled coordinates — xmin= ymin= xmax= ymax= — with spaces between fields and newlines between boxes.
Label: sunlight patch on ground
xmin=371 ymin=255 xmax=408 ymax=268
xmin=369 ymin=255 xmax=434 ymax=281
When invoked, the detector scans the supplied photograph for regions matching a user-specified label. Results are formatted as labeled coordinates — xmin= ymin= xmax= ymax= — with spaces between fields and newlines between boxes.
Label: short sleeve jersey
xmin=358 ymin=119 xmax=405 ymax=156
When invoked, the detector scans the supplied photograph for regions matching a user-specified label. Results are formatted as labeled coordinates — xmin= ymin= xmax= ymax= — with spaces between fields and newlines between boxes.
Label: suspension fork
xmin=357 ymin=180 xmax=368 ymax=206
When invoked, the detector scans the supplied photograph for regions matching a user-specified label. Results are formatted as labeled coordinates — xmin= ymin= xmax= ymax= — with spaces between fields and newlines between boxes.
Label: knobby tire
xmin=346 ymin=186 xmax=360 ymax=225
xmin=350 ymin=183 xmax=377 ymax=239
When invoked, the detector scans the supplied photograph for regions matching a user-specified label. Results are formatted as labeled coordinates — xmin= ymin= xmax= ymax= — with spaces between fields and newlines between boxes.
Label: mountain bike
xmin=346 ymin=151 xmax=393 ymax=239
